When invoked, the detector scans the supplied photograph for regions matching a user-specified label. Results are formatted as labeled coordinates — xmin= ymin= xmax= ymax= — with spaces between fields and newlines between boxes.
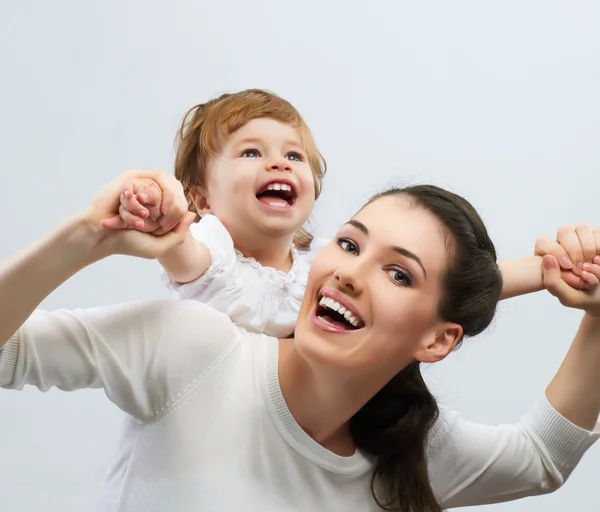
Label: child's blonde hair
xmin=174 ymin=89 xmax=327 ymax=250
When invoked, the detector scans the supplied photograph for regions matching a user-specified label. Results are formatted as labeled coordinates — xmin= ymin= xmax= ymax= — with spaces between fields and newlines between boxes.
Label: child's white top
xmin=162 ymin=214 xmax=327 ymax=338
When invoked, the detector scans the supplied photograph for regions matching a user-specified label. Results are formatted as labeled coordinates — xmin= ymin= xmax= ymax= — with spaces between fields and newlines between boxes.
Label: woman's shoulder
xmin=115 ymin=298 xmax=240 ymax=348
xmin=151 ymin=298 xmax=236 ymax=328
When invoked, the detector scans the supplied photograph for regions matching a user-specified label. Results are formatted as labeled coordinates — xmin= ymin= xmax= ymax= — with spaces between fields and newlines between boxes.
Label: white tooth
xmin=281 ymin=184 xmax=291 ymax=191
xmin=319 ymin=297 xmax=327 ymax=307
xmin=273 ymin=184 xmax=281 ymax=191
xmin=330 ymin=300 xmax=340 ymax=312
xmin=338 ymin=306 xmax=346 ymax=315
xmin=343 ymin=310 xmax=352 ymax=320
xmin=267 ymin=184 xmax=274 ymax=190
xmin=348 ymin=316 xmax=357 ymax=327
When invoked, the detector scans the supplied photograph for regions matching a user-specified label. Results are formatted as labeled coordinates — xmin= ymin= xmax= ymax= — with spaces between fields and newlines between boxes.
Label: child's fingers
xmin=137 ymin=184 xmax=162 ymax=206
xmin=121 ymin=191 xmax=149 ymax=219
xmin=120 ymin=182 xmax=135 ymax=199
xmin=120 ymin=205 xmax=146 ymax=230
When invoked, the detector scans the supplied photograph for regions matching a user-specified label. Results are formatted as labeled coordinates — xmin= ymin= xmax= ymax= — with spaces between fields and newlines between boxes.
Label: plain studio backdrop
xmin=1 ymin=1 xmax=599 ymax=510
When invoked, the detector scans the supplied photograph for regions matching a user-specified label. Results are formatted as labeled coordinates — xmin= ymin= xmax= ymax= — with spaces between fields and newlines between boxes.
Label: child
xmin=109 ymin=89 xmax=598 ymax=337
xmin=114 ymin=89 xmax=327 ymax=337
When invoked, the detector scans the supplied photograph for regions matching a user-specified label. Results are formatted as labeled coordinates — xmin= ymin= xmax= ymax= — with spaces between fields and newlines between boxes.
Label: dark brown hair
xmin=351 ymin=185 xmax=503 ymax=512
xmin=174 ymin=89 xmax=326 ymax=250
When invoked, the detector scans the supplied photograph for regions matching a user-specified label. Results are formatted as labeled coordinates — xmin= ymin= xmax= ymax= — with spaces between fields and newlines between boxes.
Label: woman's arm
xmin=431 ymin=242 xmax=600 ymax=508
xmin=0 ymin=216 xmax=100 ymax=349
xmin=547 ymin=313 xmax=600 ymax=429
xmin=0 ymin=171 xmax=205 ymax=420
xmin=429 ymin=396 xmax=598 ymax=508
xmin=543 ymin=252 xmax=600 ymax=430
xmin=430 ymin=309 xmax=600 ymax=509
xmin=0 ymin=171 xmax=193 ymax=349
xmin=0 ymin=299 xmax=238 ymax=421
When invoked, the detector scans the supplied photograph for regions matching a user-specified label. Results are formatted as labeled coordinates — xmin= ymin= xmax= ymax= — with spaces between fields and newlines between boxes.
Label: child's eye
xmin=386 ymin=268 xmax=412 ymax=287
xmin=241 ymin=149 xmax=260 ymax=158
xmin=286 ymin=152 xmax=303 ymax=162
xmin=337 ymin=237 xmax=359 ymax=255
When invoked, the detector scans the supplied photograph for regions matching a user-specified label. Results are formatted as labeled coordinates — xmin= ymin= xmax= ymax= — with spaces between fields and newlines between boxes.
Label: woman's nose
xmin=333 ymin=264 xmax=365 ymax=295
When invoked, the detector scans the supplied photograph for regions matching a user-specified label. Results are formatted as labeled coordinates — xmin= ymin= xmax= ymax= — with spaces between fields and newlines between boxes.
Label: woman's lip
xmin=311 ymin=306 xmax=364 ymax=334
xmin=319 ymin=288 xmax=364 ymax=325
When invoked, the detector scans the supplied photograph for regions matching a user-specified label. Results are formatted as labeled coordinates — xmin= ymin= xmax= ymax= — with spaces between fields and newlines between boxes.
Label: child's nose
xmin=266 ymin=155 xmax=292 ymax=172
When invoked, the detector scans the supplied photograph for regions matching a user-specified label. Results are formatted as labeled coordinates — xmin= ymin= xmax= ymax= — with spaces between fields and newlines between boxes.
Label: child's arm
xmin=108 ymin=178 xmax=211 ymax=284
xmin=499 ymin=225 xmax=600 ymax=300
xmin=157 ymin=234 xmax=211 ymax=284
xmin=498 ymin=256 xmax=543 ymax=300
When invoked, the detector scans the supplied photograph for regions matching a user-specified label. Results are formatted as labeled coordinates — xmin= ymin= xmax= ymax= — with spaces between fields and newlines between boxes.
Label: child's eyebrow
xmin=235 ymin=136 xmax=305 ymax=149
xmin=235 ymin=137 xmax=263 ymax=146
xmin=283 ymin=138 xmax=305 ymax=148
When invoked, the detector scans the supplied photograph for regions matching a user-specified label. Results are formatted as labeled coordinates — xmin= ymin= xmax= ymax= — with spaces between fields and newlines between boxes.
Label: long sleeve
xmin=429 ymin=395 xmax=600 ymax=508
xmin=0 ymin=299 xmax=238 ymax=422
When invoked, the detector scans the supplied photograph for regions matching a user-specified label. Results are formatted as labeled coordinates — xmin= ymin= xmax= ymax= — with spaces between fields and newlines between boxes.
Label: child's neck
xmin=234 ymin=234 xmax=295 ymax=273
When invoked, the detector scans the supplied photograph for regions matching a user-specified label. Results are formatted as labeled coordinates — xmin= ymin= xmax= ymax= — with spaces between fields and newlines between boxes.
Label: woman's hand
xmin=541 ymin=224 xmax=600 ymax=316
xmin=535 ymin=224 xmax=600 ymax=290
xmin=84 ymin=171 xmax=195 ymax=260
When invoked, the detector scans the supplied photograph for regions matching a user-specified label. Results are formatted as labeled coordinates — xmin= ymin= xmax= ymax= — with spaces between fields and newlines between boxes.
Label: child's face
xmin=195 ymin=118 xmax=316 ymax=245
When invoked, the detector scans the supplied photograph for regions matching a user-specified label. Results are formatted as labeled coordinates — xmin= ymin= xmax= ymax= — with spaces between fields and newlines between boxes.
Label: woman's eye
xmin=286 ymin=152 xmax=303 ymax=162
xmin=387 ymin=268 xmax=412 ymax=287
xmin=337 ymin=237 xmax=359 ymax=255
xmin=241 ymin=149 xmax=260 ymax=158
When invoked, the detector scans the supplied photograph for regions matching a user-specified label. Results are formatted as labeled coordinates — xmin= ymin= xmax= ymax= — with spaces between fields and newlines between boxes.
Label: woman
xmin=1 ymin=171 xmax=599 ymax=512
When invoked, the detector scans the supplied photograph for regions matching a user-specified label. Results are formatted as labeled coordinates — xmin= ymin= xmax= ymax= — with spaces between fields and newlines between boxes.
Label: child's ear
xmin=189 ymin=187 xmax=211 ymax=216
xmin=413 ymin=322 xmax=463 ymax=363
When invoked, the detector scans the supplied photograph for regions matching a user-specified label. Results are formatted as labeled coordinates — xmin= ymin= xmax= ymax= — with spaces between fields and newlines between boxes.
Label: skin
xmin=276 ymin=195 xmax=600 ymax=457
xmin=277 ymin=195 xmax=465 ymax=455
xmin=2 ymin=172 xmax=600 ymax=457
xmin=191 ymin=118 xmax=316 ymax=269
xmin=107 ymin=118 xmax=318 ymax=276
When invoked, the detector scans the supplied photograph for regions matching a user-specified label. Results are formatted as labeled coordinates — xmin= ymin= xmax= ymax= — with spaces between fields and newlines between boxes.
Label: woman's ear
xmin=413 ymin=323 xmax=463 ymax=363
xmin=189 ymin=187 xmax=211 ymax=216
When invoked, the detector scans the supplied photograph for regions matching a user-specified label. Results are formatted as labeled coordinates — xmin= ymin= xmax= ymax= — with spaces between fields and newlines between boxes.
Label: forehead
xmin=227 ymin=118 xmax=302 ymax=144
xmin=353 ymin=195 xmax=451 ymax=275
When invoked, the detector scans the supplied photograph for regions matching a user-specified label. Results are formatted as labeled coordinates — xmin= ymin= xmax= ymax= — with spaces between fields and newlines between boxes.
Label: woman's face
xmin=295 ymin=194 xmax=463 ymax=378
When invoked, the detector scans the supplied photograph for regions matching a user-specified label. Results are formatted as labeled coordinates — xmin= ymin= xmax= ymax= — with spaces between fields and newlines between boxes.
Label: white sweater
xmin=1 ymin=299 xmax=598 ymax=511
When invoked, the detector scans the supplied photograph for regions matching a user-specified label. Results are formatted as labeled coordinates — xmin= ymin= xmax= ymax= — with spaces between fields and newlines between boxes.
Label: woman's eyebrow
xmin=344 ymin=220 xmax=427 ymax=279
xmin=346 ymin=219 xmax=368 ymax=234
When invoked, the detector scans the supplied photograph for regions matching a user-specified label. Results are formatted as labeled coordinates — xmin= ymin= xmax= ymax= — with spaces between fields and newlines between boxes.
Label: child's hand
xmin=103 ymin=178 xmax=163 ymax=233
xmin=102 ymin=172 xmax=191 ymax=236
xmin=121 ymin=179 xmax=163 ymax=233
xmin=535 ymin=224 xmax=600 ymax=290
